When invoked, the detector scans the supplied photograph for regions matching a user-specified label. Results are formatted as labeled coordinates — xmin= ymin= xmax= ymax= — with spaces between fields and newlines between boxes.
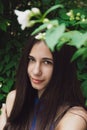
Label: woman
xmin=0 ymin=35 xmax=87 ymax=130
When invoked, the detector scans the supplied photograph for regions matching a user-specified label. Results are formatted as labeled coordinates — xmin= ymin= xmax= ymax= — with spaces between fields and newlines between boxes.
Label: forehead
xmin=29 ymin=41 xmax=53 ymax=59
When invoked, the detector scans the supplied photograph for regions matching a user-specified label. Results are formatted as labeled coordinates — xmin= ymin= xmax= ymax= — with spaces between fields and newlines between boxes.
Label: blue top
xmin=30 ymin=98 xmax=54 ymax=130
xmin=30 ymin=98 xmax=39 ymax=130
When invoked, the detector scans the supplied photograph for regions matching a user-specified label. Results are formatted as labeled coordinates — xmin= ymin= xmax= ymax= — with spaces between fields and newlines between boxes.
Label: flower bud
xmin=31 ymin=8 xmax=41 ymax=15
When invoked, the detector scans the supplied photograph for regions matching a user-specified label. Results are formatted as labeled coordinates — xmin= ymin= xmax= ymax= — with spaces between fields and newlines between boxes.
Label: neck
xmin=38 ymin=89 xmax=45 ymax=98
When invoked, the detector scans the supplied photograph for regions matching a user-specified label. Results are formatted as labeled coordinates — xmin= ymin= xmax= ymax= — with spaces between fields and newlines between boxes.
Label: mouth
xmin=31 ymin=78 xmax=44 ymax=84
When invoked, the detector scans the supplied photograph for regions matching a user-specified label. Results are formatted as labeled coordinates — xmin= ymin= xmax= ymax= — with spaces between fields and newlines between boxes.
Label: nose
xmin=33 ymin=62 xmax=42 ymax=76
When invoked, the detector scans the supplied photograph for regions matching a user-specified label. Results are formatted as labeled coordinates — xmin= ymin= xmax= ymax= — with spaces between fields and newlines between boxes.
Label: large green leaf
xmin=60 ymin=31 xmax=87 ymax=49
xmin=32 ymin=20 xmax=59 ymax=35
xmin=45 ymin=24 xmax=65 ymax=51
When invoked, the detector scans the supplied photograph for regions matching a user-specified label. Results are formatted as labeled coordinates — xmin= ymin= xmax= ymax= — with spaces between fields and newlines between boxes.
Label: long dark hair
xmin=4 ymin=36 xmax=86 ymax=130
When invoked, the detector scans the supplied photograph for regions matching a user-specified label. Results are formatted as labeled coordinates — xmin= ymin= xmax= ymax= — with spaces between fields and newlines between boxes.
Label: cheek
xmin=27 ymin=64 xmax=31 ymax=75
xmin=45 ymin=67 xmax=53 ymax=79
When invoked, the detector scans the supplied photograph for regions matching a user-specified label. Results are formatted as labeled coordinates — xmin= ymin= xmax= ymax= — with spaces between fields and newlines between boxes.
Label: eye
xmin=28 ymin=56 xmax=35 ymax=63
xmin=43 ymin=60 xmax=53 ymax=65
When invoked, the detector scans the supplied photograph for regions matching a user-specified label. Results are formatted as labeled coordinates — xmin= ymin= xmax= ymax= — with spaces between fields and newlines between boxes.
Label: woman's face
xmin=27 ymin=40 xmax=53 ymax=97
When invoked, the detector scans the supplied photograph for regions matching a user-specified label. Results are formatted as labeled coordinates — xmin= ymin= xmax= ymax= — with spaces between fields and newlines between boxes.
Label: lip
xmin=31 ymin=78 xmax=44 ymax=84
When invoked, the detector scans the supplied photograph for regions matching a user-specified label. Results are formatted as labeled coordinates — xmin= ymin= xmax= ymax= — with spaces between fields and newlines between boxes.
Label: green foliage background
xmin=0 ymin=0 xmax=87 ymax=107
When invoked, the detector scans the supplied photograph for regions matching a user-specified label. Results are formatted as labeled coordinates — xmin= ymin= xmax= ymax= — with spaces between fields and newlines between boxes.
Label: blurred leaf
xmin=0 ymin=65 xmax=3 ymax=72
xmin=77 ymin=73 xmax=87 ymax=80
xmin=43 ymin=4 xmax=63 ymax=18
xmin=1 ymin=79 xmax=14 ymax=93
xmin=42 ymin=0 xmax=51 ymax=5
xmin=75 ymin=19 xmax=87 ymax=25
xmin=0 ymin=0 xmax=3 ymax=14
xmin=71 ymin=47 xmax=87 ymax=61
xmin=55 ymin=0 xmax=61 ymax=4
xmin=4 ymin=55 xmax=10 ymax=63
xmin=81 ymin=80 xmax=87 ymax=98
xmin=59 ymin=8 xmax=69 ymax=20
xmin=32 ymin=20 xmax=58 ymax=35
xmin=45 ymin=24 xmax=65 ymax=51
xmin=77 ymin=58 xmax=87 ymax=69
xmin=3 ymin=61 xmax=16 ymax=72
xmin=0 ymin=22 xmax=7 ymax=31
xmin=67 ymin=31 xmax=87 ymax=48
xmin=0 ymin=77 xmax=4 ymax=81
xmin=0 ymin=94 xmax=5 ymax=100
xmin=32 ymin=23 xmax=49 ymax=35
xmin=0 ymin=17 xmax=10 ymax=32
xmin=58 ymin=31 xmax=87 ymax=49
xmin=6 ymin=70 xmax=11 ymax=77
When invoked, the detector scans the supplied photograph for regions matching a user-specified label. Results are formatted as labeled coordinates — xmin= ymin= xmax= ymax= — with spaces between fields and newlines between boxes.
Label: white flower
xmin=82 ymin=18 xmax=86 ymax=22
xmin=7 ymin=22 xmax=10 ymax=26
xmin=47 ymin=24 xmax=53 ymax=29
xmin=0 ymin=82 xmax=2 ymax=88
xmin=35 ymin=33 xmax=46 ymax=40
xmin=14 ymin=9 xmax=33 ymax=30
xmin=31 ymin=8 xmax=41 ymax=16
xmin=66 ymin=10 xmax=73 ymax=17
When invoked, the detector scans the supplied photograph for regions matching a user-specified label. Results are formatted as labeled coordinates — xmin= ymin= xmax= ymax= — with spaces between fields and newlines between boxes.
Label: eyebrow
xmin=42 ymin=57 xmax=53 ymax=63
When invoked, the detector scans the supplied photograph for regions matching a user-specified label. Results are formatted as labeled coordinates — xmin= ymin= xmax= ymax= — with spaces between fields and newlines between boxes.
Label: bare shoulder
xmin=69 ymin=106 xmax=87 ymax=121
xmin=6 ymin=90 xmax=16 ymax=117
xmin=56 ymin=106 xmax=87 ymax=130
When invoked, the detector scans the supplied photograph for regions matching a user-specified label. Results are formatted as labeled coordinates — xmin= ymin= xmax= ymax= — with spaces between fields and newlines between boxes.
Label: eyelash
xmin=28 ymin=56 xmax=35 ymax=62
xmin=43 ymin=60 xmax=53 ymax=65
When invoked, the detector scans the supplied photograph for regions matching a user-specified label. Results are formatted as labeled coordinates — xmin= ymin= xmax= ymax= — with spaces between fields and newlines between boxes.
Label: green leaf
xmin=0 ymin=64 xmax=4 ymax=72
xmin=61 ymin=31 xmax=87 ymax=49
xmin=0 ymin=94 xmax=6 ymax=100
xmin=32 ymin=20 xmax=58 ymax=35
xmin=0 ymin=23 xmax=7 ymax=32
xmin=81 ymin=80 xmax=87 ymax=98
xmin=0 ymin=18 xmax=10 ymax=32
xmin=75 ymin=19 xmax=87 ymax=25
xmin=3 ymin=61 xmax=15 ymax=72
xmin=43 ymin=4 xmax=63 ymax=18
xmin=0 ymin=0 xmax=3 ymax=14
xmin=1 ymin=79 xmax=14 ymax=93
xmin=56 ymin=34 xmax=70 ymax=50
xmin=0 ymin=77 xmax=4 ymax=81
xmin=42 ymin=0 xmax=51 ymax=5
xmin=77 ymin=59 xmax=87 ymax=71
xmin=45 ymin=24 xmax=65 ymax=51
xmin=59 ymin=9 xmax=69 ymax=20
xmin=71 ymin=47 xmax=87 ymax=61
xmin=32 ymin=23 xmax=48 ymax=35
xmin=4 ymin=55 xmax=10 ymax=63
xmin=55 ymin=0 xmax=61 ymax=4
xmin=77 ymin=73 xmax=87 ymax=80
